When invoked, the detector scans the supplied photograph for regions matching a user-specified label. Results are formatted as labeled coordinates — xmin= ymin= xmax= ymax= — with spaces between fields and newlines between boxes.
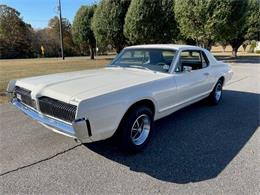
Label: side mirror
xmin=183 ymin=66 xmax=192 ymax=72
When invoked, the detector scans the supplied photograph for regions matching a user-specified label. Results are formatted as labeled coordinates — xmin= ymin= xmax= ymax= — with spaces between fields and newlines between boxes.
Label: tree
xmin=175 ymin=0 xmax=222 ymax=50
xmin=161 ymin=0 xmax=179 ymax=42
xmin=175 ymin=0 xmax=249 ymax=56
xmin=33 ymin=28 xmax=59 ymax=57
xmin=245 ymin=0 xmax=260 ymax=41
xmin=72 ymin=5 xmax=96 ymax=59
xmin=0 ymin=5 xmax=33 ymax=59
xmin=124 ymin=0 xmax=178 ymax=45
xmin=32 ymin=16 xmax=77 ymax=57
xmin=48 ymin=16 xmax=77 ymax=56
xmin=220 ymin=41 xmax=228 ymax=52
xmin=218 ymin=0 xmax=249 ymax=57
xmin=92 ymin=0 xmax=131 ymax=53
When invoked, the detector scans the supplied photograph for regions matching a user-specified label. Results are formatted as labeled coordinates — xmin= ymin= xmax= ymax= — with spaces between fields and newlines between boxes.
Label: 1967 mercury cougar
xmin=7 ymin=45 xmax=233 ymax=152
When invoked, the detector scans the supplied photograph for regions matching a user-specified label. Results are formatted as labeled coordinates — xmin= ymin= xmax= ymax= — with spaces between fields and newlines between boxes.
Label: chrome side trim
xmin=12 ymin=98 xmax=76 ymax=138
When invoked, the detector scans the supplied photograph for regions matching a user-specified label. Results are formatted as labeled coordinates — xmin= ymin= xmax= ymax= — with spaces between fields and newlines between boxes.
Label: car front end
xmin=6 ymin=66 xmax=168 ymax=144
xmin=7 ymin=81 xmax=93 ymax=143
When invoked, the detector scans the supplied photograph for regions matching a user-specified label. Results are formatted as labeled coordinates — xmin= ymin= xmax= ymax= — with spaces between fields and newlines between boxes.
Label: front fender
xmin=76 ymin=88 xmax=157 ymax=142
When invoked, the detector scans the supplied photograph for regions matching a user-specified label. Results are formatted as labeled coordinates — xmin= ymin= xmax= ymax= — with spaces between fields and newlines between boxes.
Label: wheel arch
xmin=113 ymin=98 xmax=156 ymax=136
xmin=212 ymin=75 xmax=225 ymax=89
xmin=219 ymin=76 xmax=225 ymax=84
xmin=125 ymin=99 xmax=156 ymax=116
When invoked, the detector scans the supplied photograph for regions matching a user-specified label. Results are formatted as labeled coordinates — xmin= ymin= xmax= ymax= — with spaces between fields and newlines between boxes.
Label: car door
xmin=173 ymin=50 xmax=212 ymax=105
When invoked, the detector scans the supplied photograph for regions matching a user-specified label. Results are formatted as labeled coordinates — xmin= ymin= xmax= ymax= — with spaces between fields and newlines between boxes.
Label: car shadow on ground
xmin=84 ymin=90 xmax=259 ymax=184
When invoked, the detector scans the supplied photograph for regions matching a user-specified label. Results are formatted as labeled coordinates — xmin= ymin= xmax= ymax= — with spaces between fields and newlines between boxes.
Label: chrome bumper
xmin=11 ymin=99 xmax=91 ymax=142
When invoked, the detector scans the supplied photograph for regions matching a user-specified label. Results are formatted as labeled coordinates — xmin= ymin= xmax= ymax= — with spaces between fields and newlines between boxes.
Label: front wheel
xmin=208 ymin=79 xmax=223 ymax=105
xmin=117 ymin=106 xmax=154 ymax=153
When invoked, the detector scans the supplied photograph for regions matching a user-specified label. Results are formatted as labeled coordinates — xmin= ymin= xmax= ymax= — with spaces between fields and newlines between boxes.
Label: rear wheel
xmin=117 ymin=106 xmax=154 ymax=153
xmin=208 ymin=79 xmax=223 ymax=105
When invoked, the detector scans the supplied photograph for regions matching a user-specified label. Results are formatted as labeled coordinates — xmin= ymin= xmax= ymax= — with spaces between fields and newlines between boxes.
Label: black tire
xmin=208 ymin=79 xmax=223 ymax=105
xmin=116 ymin=106 xmax=154 ymax=153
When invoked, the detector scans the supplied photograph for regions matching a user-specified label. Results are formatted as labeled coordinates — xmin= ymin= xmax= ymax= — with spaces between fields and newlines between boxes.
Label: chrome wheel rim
xmin=215 ymin=83 xmax=222 ymax=101
xmin=131 ymin=114 xmax=151 ymax=146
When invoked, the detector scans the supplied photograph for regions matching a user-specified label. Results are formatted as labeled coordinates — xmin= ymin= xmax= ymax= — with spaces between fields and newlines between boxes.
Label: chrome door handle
xmin=204 ymin=72 xmax=210 ymax=76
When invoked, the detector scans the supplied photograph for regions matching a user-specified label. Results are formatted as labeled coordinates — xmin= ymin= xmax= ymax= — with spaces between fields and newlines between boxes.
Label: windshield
xmin=109 ymin=48 xmax=176 ymax=73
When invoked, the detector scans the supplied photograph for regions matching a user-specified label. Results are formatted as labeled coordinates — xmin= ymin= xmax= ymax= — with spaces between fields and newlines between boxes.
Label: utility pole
xmin=58 ymin=0 xmax=64 ymax=60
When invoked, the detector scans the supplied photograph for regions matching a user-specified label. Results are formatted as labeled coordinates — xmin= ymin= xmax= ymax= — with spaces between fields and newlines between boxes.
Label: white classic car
xmin=7 ymin=45 xmax=233 ymax=152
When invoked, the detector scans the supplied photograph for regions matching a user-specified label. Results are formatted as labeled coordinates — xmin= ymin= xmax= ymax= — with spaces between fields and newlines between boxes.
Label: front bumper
xmin=11 ymin=98 xmax=92 ymax=142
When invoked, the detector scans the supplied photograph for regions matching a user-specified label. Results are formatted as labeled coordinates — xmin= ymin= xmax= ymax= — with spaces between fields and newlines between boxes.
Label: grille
xmin=14 ymin=86 xmax=34 ymax=108
xmin=38 ymin=97 xmax=77 ymax=123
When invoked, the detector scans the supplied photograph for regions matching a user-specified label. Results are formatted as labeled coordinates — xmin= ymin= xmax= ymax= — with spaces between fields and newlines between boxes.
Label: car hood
xmin=15 ymin=67 xmax=170 ymax=103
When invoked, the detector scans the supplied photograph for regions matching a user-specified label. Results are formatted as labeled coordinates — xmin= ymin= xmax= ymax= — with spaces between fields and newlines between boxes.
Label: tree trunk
xmin=232 ymin=48 xmax=238 ymax=57
xmin=116 ymin=45 xmax=124 ymax=54
xmin=222 ymin=45 xmax=226 ymax=52
xmin=230 ymin=38 xmax=244 ymax=58
xmin=205 ymin=42 xmax=213 ymax=51
xmin=242 ymin=44 xmax=247 ymax=52
xmin=203 ymin=39 xmax=213 ymax=51
xmin=89 ymin=44 xmax=95 ymax=60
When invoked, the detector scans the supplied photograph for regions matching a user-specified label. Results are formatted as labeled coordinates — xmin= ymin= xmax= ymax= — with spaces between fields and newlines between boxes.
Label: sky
xmin=1 ymin=0 xmax=98 ymax=29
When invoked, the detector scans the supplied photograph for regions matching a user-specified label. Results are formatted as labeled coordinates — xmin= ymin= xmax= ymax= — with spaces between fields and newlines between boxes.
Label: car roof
xmin=125 ymin=44 xmax=202 ymax=51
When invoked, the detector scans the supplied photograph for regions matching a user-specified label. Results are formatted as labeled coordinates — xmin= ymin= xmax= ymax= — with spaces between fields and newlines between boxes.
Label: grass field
xmin=0 ymin=51 xmax=259 ymax=104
